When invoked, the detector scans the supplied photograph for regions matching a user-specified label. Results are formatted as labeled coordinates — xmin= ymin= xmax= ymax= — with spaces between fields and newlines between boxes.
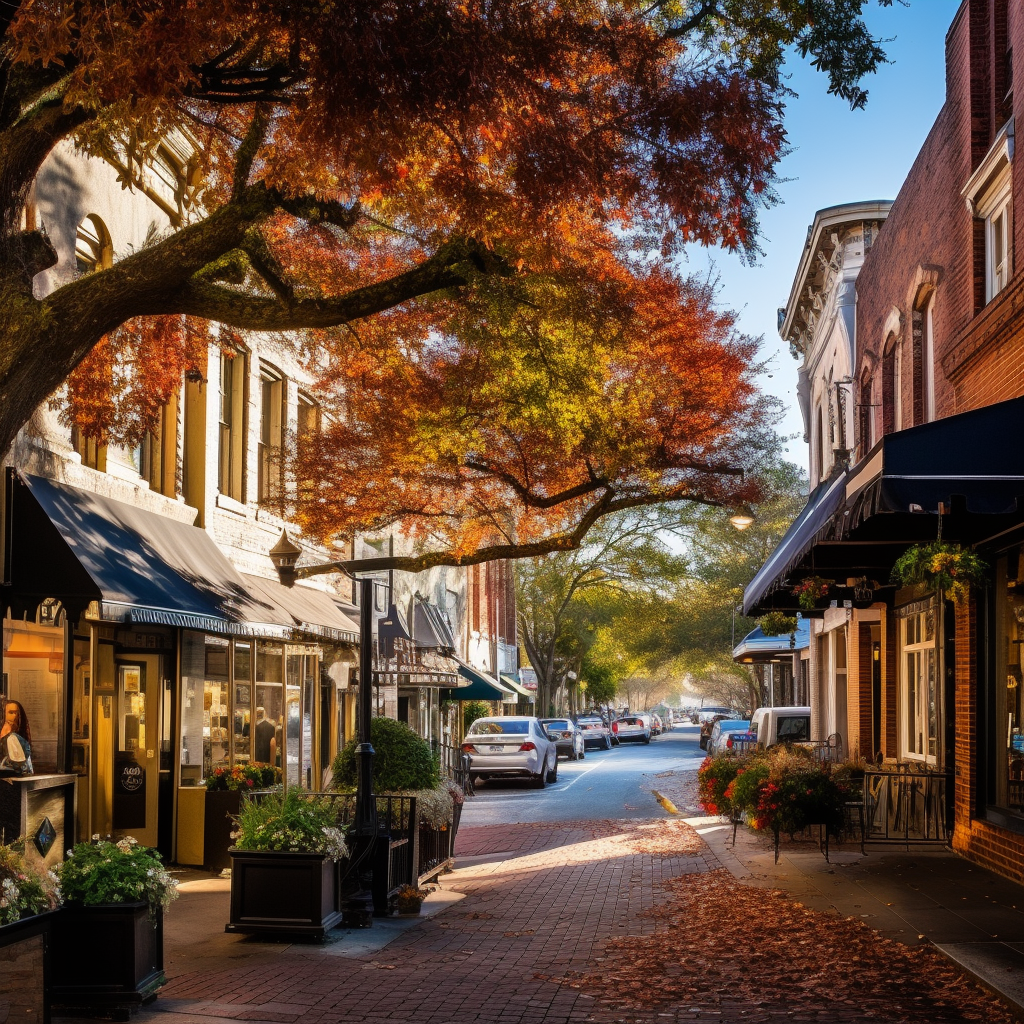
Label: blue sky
xmin=684 ymin=0 xmax=963 ymax=472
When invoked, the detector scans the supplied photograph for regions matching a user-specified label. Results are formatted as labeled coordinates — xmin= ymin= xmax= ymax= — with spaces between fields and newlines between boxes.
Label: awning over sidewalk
xmin=742 ymin=473 xmax=847 ymax=615
xmin=8 ymin=472 xmax=359 ymax=643
xmin=9 ymin=472 xmax=252 ymax=631
xmin=744 ymin=395 xmax=1024 ymax=616
xmin=439 ymin=661 xmax=514 ymax=702
xmin=732 ymin=619 xmax=810 ymax=662
xmin=241 ymin=573 xmax=359 ymax=644
xmin=500 ymin=674 xmax=535 ymax=702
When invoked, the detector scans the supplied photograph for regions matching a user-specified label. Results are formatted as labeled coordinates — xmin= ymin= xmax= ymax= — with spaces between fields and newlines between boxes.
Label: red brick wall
xmin=951 ymin=595 xmax=1024 ymax=885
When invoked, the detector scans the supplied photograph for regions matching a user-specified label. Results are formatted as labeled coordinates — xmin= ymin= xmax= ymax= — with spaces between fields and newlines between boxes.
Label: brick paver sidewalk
xmin=118 ymin=817 xmax=1009 ymax=1024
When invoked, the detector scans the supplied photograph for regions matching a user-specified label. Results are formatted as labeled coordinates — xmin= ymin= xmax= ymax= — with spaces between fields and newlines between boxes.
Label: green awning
xmin=500 ymin=674 xmax=535 ymax=702
xmin=440 ymin=661 xmax=514 ymax=702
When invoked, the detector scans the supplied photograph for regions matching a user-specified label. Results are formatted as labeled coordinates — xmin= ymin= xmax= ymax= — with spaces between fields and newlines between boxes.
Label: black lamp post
xmin=269 ymin=529 xmax=377 ymax=926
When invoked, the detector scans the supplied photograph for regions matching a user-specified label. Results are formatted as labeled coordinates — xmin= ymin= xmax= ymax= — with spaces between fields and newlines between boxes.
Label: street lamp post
xmin=269 ymin=530 xmax=377 ymax=926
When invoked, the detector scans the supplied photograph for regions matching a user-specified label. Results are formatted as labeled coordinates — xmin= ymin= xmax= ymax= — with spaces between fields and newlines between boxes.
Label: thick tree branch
xmin=296 ymin=484 xmax=728 ymax=577
xmin=462 ymin=459 xmax=610 ymax=510
xmin=175 ymin=237 xmax=511 ymax=330
xmin=662 ymin=0 xmax=721 ymax=39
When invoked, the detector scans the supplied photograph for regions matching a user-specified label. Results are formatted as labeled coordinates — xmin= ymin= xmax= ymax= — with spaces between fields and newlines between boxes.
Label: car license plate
xmin=488 ymin=745 xmax=505 ymax=753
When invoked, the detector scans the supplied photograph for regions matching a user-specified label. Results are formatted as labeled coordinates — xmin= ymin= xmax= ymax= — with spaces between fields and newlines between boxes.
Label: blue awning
xmin=8 ymin=473 xmax=357 ymax=642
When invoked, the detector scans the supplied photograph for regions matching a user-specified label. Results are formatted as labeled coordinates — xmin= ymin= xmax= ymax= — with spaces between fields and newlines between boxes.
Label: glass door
xmin=114 ymin=655 xmax=162 ymax=846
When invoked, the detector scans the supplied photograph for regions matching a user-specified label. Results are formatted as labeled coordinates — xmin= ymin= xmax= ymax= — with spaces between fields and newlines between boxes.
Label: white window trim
xmin=963 ymin=118 xmax=1014 ymax=305
xmin=923 ymin=297 xmax=936 ymax=422
xmin=899 ymin=607 xmax=940 ymax=765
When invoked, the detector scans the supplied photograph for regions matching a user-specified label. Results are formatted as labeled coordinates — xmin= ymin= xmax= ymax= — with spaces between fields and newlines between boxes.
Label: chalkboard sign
xmin=113 ymin=753 xmax=146 ymax=829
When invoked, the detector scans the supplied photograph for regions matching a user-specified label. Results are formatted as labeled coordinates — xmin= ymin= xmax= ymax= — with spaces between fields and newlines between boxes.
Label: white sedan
xmin=462 ymin=717 xmax=559 ymax=788
xmin=613 ymin=714 xmax=652 ymax=744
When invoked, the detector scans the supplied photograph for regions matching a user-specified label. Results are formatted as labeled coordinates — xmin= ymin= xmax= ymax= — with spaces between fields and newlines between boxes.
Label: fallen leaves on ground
xmin=543 ymin=863 xmax=1014 ymax=1023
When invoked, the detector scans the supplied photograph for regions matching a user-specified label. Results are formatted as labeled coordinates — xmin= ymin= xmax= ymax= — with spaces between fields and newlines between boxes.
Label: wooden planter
xmin=203 ymin=789 xmax=242 ymax=872
xmin=0 ymin=911 xmax=54 ymax=1024
xmin=226 ymin=849 xmax=342 ymax=941
xmin=50 ymin=902 xmax=164 ymax=1015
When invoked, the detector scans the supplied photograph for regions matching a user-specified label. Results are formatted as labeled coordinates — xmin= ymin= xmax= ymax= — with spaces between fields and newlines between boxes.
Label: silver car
xmin=540 ymin=718 xmax=586 ymax=760
xmin=613 ymin=714 xmax=652 ymax=743
xmin=462 ymin=717 xmax=558 ymax=787
xmin=575 ymin=715 xmax=613 ymax=750
xmin=706 ymin=719 xmax=752 ymax=757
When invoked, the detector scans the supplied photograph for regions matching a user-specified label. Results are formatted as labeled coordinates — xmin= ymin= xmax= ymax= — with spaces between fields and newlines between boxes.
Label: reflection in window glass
xmin=256 ymin=644 xmax=284 ymax=771
xmin=996 ymin=550 xmax=1024 ymax=816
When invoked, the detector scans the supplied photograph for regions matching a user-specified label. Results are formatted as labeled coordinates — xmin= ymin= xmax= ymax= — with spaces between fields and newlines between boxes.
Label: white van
xmin=748 ymin=706 xmax=811 ymax=749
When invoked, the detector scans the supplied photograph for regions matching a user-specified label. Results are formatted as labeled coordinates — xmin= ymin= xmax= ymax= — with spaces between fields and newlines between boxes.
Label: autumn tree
xmin=2 ymin=1 xmax=896 ymax=567
xmin=516 ymin=508 xmax=687 ymax=715
xmin=601 ymin=460 xmax=807 ymax=706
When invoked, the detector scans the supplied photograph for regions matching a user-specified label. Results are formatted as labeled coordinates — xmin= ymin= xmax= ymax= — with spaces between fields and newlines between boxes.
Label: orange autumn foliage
xmin=0 ymin=2 xmax=891 ymax=561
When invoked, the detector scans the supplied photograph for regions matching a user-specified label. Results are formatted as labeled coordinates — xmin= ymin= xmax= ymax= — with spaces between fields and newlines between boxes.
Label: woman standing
xmin=0 ymin=699 xmax=33 ymax=775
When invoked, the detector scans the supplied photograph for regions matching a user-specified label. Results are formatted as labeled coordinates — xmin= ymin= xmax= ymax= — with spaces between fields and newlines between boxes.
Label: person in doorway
xmin=0 ymin=699 xmax=33 ymax=775
xmin=253 ymin=706 xmax=276 ymax=765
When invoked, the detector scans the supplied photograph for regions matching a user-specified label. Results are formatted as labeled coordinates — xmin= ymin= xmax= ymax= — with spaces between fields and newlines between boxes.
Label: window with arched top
xmin=912 ymin=288 xmax=936 ymax=424
xmin=75 ymin=215 xmax=112 ymax=275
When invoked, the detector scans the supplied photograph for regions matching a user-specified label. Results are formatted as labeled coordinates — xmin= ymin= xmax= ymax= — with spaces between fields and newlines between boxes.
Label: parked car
xmin=699 ymin=713 xmax=729 ymax=750
xmin=650 ymin=713 xmax=663 ymax=736
xmin=462 ymin=717 xmax=558 ymax=787
xmin=575 ymin=715 xmax=613 ymax=750
xmin=540 ymin=718 xmax=586 ymax=760
xmin=613 ymin=714 xmax=651 ymax=744
xmin=748 ymin=706 xmax=812 ymax=749
xmin=705 ymin=719 xmax=752 ymax=757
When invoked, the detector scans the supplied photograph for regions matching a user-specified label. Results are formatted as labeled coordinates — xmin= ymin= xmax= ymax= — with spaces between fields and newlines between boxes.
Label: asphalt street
xmin=460 ymin=721 xmax=705 ymax=825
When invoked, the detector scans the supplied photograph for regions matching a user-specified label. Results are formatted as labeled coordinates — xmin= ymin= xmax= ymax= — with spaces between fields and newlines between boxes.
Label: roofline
xmin=778 ymin=200 xmax=894 ymax=344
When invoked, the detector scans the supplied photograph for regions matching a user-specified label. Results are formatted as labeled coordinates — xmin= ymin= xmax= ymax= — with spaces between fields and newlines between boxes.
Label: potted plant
xmin=395 ymin=884 xmax=429 ymax=915
xmin=891 ymin=541 xmax=987 ymax=603
xmin=51 ymin=836 xmax=178 ymax=1013
xmin=758 ymin=612 xmax=798 ymax=641
xmin=0 ymin=840 xmax=61 ymax=1024
xmin=203 ymin=762 xmax=281 ymax=872
xmin=226 ymin=789 xmax=348 ymax=941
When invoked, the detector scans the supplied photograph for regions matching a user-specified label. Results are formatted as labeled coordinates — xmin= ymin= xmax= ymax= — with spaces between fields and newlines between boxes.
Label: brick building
xmin=745 ymin=0 xmax=1024 ymax=883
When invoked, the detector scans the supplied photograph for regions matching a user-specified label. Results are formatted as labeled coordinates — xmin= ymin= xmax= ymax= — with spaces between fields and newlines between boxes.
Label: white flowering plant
xmin=57 ymin=837 xmax=178 ymax=920
xmin=0 ymin=842 xmax=60 ymax=925
xmin=231 ymin=790 xmax=348 ymax=860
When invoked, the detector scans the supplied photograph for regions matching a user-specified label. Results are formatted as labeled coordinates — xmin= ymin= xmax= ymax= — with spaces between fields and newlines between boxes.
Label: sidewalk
xmin=689 ymin=814 xmax=1024 ymax=1016
xmin=57 ymin=815 xmax=1024 ymax=1024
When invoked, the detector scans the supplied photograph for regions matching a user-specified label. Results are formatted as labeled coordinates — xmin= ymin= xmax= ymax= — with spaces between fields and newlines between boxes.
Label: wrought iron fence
xmin=861 ymin=766 xmax=952 ymax=845
xmin=438 ymin=744 xmax=474 ymax=795
xmin=417 ymin=801 xmax=462 ymax=883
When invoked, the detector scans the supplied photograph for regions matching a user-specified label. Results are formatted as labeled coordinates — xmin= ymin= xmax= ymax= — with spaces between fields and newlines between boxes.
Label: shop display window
xmin=993 ymin=549 xmax=1024 ymax=817
xmin=179 ymin=633 xmax=320 ymax=786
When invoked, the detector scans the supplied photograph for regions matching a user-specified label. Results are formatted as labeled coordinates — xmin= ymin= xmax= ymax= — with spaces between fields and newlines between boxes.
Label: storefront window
xmin=179 ymin=634 xmax=321 ymax=787
xmin=994 ymin=550 xmax=1024 ymax=815
xmin=3 ymin=613 xmax=66 ymax=772
xmin=204 ymin=637 xmax=230 ymax=777
xmin=899 ymin=600 xmax=938 ymax=762
xmin=256 ymin=643 xmax=284 ymax=771
xmin=234 ymin=641 xmax=252 ymax=763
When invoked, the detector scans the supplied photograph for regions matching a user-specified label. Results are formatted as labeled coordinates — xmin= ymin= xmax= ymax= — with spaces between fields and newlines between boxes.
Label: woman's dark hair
xmin=4 ymin=700 xmax=31 ymax=743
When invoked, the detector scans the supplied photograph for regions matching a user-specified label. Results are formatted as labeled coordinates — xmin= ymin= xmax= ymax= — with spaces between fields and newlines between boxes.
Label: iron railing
xmin=861 ymin=766 xmax=952 ymax=846
xmin=417 ymin=801 xmax=462 ymax=883
xmin=438 ymin=744 xmax=474 ymax=795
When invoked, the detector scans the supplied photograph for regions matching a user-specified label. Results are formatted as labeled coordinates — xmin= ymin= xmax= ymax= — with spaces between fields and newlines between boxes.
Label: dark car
xmin=540 ymin=718 xmax=586 ymax=760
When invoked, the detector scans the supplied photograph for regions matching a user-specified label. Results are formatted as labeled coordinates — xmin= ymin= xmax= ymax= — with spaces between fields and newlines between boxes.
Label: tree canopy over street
xmin=3 ymin=1 xmax=896 ymax=568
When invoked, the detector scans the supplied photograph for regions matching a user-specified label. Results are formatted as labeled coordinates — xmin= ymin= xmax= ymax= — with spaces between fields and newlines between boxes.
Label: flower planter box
xmin=226 ymin=849 xmax=342 ymax=941
xmin=0 ymin=911 xmax=54 ymax=1024
xmin=50 ymin=902 xmax=164 ymax=1015
xmin=203 ymin=789 xmax=242 ymax=872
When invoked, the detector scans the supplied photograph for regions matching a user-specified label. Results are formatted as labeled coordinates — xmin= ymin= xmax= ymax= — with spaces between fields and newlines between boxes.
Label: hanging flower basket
xmin=891 ymin=542 xmax=987 ymax=603
xmin=791 ymin=576 xmax=830 ymax=610
xmin=758 ymin=612 xmax=798 ymax=638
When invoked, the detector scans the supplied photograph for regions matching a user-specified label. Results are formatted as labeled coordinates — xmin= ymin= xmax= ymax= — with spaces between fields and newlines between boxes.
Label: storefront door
xmin=112 ymin=654 xmax=162 ymax=847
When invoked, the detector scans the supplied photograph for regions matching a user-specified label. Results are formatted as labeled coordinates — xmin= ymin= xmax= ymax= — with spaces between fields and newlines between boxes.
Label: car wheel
xmin=579 ymin=746 xmax=585 ymax=760
xmin=533 ymin=766 xmax=546 ymax=789
xmin=604 ymin=735 xmax=612 ymax=750
xmin=568 ymin=748 xmax=577 ymax=761
xmin=643 ymin=735 xmax=651 ymax=744
xmin=546 ymin=757 xmax=558 ymax=783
